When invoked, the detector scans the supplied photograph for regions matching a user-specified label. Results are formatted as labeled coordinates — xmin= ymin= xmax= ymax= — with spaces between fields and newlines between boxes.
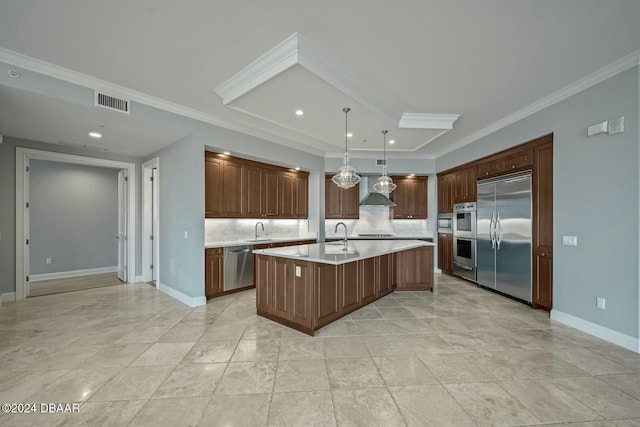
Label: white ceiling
xmin=0 ymin=0 xmax=639 ymax=158
xmin=0 ymin=85 xmax=188 ymax=157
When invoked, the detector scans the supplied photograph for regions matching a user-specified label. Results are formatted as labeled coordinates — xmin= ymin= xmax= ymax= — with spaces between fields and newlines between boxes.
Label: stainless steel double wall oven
xmin=453 ymin=202 xmax=477 ymax=281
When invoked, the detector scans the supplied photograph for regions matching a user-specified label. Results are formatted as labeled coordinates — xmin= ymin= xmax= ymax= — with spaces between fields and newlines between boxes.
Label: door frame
xmin=142 ymin=157 xmax=160 ymax=284
xmin=15 ymin=147 xmax=137 ymax=300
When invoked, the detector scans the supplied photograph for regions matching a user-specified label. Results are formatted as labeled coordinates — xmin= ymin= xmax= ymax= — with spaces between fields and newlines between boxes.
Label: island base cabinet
xmin=256 ymin=247 xmax=434 ymax=336
xmin=394 ymin=246 xmax=434 ymax=291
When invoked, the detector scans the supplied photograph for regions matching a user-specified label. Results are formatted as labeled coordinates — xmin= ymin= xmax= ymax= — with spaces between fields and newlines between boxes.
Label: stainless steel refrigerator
xmin=476 ymin=172 xmax=532 ymax=303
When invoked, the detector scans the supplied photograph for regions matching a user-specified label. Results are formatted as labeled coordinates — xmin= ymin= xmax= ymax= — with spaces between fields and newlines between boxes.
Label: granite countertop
xmin=205 ymin=236 xmax=316 ymax=249
xmin=253 ymin=240 xmax=434 ymax=265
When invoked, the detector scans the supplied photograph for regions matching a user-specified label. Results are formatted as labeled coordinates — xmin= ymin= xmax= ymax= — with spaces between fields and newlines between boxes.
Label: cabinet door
xmin=279 ymin=172 xmax=296 ymax=218
xmin=390 ymin=178 xmax=410 ymax=218
xmin=244 ymin=164 xmax=263 ymax=218
xmin=533 ymin=250 xmax=553 ymax=310
xmin=325 ymin=175 xmax=342 ymax=219
xmin=340 ymin=262 xmax=360 ymax=313
xmin=437 ymin=233 xmax=453 ymax=274
xmin=223 ymin=161 xmax=243 ymax=217
xmin=501 ymin=147 xmax=533 ymax=172
xmin=295 ymin=174 xmax=308 ymax=218
xmin=205 ymin=250 xmax=223 ymax=299
xmin=395 ymin=247 xmax=434 ymax=291
xmin=477 ymin=160 xmax=501 ymax=179
xmin=263 ymin=170 xmax=279 ymax=217
xmin=272 ymin=258 xmax=290 ymax=318
xmin=291 ymin=261 xmax=313 ymax=328
xmin=360 ymin=257 xmax=377 ymax=305
xmin=315 ymin=264 xmax=341 ymax=327
xmin=454 ymin=168 xmax=476 ymax=203
xmin=255 ymin=255 xmax=272 ymax=313
xmin=205 ymin=157 xmax=223 ymax=217
xmin=410 ymin=177 xmax=428 ymax=218
xmin=342 ymin=184 xmax=360 ymax=219
xmin=377 ymin=254 xmax=392 ymax=296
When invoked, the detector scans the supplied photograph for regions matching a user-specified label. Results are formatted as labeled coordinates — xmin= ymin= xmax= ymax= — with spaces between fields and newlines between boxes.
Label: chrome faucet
xmin=255 ymin=221 xmax=265 ymax=240
xmin=335 ymin=222 xmax=348 ymax=248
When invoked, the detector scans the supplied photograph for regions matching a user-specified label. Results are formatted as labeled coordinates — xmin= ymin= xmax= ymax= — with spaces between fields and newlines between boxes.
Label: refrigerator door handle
xmin=496 ymin=213 xmax=502 ymax=250
xmin=489 ymin=212 xmax=496 ymax=249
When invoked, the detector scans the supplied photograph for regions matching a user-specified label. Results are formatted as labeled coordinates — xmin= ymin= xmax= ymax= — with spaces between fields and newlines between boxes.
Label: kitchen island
xmin=253 ymin=240 xmax=434 ymax=335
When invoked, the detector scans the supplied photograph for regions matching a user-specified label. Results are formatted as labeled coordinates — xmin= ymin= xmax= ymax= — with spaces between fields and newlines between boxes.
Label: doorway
xmin=142 ymin=158 xmax=159 ymax=285
xmin=15 ymin=148 xmax=137 ymax=300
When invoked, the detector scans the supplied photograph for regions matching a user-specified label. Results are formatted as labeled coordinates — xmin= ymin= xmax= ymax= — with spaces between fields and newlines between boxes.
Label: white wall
xmin=438 ymin=67 xmax=639 ymax=345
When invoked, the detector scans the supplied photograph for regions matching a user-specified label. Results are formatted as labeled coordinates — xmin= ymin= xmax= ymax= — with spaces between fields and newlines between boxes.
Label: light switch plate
xmin=562 ymin=235 xmax=577 ymax=246
xmin=596 ymin=297 xmax=606 ymax=310
xmin=295 ymin=266 xmax=301 ymax=277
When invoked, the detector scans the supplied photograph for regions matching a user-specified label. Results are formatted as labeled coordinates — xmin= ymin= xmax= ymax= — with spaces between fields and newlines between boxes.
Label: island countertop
xmin=252 ymin=239 xmax=434 ymax=265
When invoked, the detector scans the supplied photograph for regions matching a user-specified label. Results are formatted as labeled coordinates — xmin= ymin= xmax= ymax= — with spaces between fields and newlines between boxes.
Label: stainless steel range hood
xmin=359 ymin=176 xmax=396 ymax=206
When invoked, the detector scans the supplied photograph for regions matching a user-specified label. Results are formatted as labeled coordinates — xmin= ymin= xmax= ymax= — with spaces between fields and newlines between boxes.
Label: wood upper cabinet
xmin=454 ymin=167 xmax=476 ymax=203
xmin=477 ymin=146 xmax=533 ymax=179
xmin=205 ymin=248 xmax=224 ymax=299
xmin=533 ymin=140 xmax=553 ymax=310
xmin=390 ymin=176 xmax=428 ymax=219
xmin=205 ymin=152 xmax=309 ymax=219
xmin=394 ymin=246 xmax=434 ymax=291
xmin=437 ymin=233 xmax=453 ymax=274
xmin=325 ymin=175 xmax=360 ymax=219
xmin=205 ymin=157 xmax=223 ymax=217
xmin=437 ymin=173 xmax=455 ymax=213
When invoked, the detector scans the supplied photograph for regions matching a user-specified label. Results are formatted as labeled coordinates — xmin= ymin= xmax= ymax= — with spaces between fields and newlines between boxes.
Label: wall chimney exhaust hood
xmin=359 ymin=176 xmax=396 ymax=206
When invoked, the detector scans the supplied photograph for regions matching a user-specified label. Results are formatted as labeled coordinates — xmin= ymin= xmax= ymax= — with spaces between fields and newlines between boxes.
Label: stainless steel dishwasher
xmin=223 ymin=245 xmax=254 ymax=291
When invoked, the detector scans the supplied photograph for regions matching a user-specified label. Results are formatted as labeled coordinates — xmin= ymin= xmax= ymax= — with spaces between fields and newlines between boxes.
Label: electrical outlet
xmin=46 ymin=257 xmax=52 ymax=264
xmin=562 ymin=235 xmax=577 ymax=246
xmin=596 ymin=297 xmax=606 ymax=310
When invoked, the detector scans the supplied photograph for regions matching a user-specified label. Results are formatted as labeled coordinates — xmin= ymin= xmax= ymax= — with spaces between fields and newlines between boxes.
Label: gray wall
xmin=149 ymin=135 xmax=205 ymax=299
xmin=438 ymin=67 xmax=639 ymax=339
xmin=0 ymin=136 xmax=141 ymax=295
xmin=29 ymin=160 xmax=118 ymax=275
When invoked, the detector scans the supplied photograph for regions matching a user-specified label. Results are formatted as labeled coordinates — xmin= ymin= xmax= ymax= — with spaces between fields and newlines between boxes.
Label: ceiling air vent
xmin=95 ymin=91 xmax=130 ymax=114
xmin=376 ymin=159 xmax=387 ymax=166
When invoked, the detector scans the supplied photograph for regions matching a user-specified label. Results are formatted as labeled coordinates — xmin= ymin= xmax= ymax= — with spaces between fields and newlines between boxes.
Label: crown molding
xmin=399 ymin=113 xmax=460 ymax=129
xmin=433 ymin=49 xmax=640 ymax=158
xmin=214 ymin=33 xmax=300 ymax=105
xmin=0 ymin=46 xmax=325 ymax=157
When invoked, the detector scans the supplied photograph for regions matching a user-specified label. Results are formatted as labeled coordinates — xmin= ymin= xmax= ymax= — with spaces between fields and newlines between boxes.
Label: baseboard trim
xmin=134 ymin=275 xmax=144 ymax=283
xmin=550 ymin=309 xmax=639 ymax=354
xmin=157 ymin=282 xmax=206 ymax=308
xmin=29 ymin=266 xmax=118 ymax=282
xmin=1 ymin=292 xmax=16 ymax=303
xmin=434 ymin=267 xmax=443 ymax=274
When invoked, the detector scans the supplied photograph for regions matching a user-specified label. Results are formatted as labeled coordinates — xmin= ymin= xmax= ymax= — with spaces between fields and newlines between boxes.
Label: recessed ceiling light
xmin=346 ymin=132 xmax=353 ymax=138
xmin=89 ymin=131 xmax=102 ymax=139
xmin=409 ymin=173 xmax=416 ymax=177
xmin=389 ymin=140 xmax=395 ymax=144
xmin=295 ymin=167 xmax=300 ymax=171
xmin=295 ymin=109 xmax=304 ymax=116
xmin=223 ymin=151 xmax=231 ymax=155
xmin=8 ymin=69 xmax=21 ymax=78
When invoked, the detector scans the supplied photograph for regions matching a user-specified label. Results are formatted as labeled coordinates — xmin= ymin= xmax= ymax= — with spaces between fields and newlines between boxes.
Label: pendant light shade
xmin=373 ymin=130 xmax=396 ymax=194
xmin=332 ymin=108 xmax=361 ymax=189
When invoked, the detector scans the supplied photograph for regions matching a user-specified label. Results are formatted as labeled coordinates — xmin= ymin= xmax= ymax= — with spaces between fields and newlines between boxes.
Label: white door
xmin=117 ymin=169 xmax=128 ymax=282
xmin=151 ymin=167 xmax=157 ymax=282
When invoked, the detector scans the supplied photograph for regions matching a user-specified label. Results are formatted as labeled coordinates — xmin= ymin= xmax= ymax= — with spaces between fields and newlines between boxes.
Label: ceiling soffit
xmin=214 ymin=33 xmax=460 ymax=152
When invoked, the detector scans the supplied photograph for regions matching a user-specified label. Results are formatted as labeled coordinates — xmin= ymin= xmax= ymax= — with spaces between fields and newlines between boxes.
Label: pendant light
xmin=332 ymin=107 xmax=361 ymax=189
xmin=373 ymin=130 xmax=397 ymax=194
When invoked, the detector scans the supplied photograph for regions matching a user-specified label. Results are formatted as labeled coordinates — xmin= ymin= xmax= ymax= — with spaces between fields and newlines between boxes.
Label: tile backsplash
xmin=325 ymin=206 xmax=430 ymax=238
xmin=205 ymin=219 xmax=312 ymax=243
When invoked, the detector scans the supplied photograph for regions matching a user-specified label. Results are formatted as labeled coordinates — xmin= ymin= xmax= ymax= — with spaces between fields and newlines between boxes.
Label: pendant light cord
xmin=343 ymin=107 xmax=350 ymax=154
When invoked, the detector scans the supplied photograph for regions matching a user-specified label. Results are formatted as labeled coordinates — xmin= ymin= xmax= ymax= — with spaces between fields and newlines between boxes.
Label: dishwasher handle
xmin=228 ymin=248 xmax=250 ymax=254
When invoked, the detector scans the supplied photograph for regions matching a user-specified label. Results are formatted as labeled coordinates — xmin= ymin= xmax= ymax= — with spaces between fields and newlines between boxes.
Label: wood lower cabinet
xmin=360 ymin=257 xmax=377 ymax=305
xmin=437 ymin=233 xmax=453 ymax=274
xmin=394 ymin=246 xmax=434 ymax=291
xmin=325 ymin=175 xmax=360 ymax=219
xmin=256 ymin=247 xmax=434 ymax=335
xmin=390 ymin=176 xmax=428 ymax=219
xmin=340 ymin=262 xmax=360 ymax=314
xmin=205 ymin=248 xmax=224 ymax=299
xmin=315 ymin=263 xmax=341 ymax=327
xmin=534 ymin=249 xmax=553 ymax=310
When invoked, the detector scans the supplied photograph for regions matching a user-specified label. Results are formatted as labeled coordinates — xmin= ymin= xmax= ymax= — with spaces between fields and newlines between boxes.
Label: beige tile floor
xmin=29 ymin=272 xmax=122 ymax=297
xmin=0 ymin=274 xmax=639 ymax=426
